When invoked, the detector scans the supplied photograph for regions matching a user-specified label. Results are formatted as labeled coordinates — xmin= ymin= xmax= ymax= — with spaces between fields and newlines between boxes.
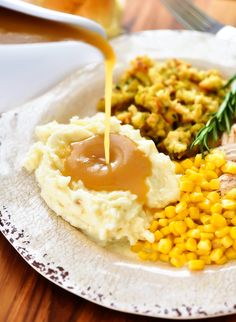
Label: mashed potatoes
xmin=24 ymin=113 xmax=179 ymax=245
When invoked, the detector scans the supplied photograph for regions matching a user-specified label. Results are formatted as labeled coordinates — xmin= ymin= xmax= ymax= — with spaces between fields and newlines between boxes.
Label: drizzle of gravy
xmin=0 ymin=7 xmax=115 ymax=164
xmin=63 ymin=134 xmax=152 ymax=201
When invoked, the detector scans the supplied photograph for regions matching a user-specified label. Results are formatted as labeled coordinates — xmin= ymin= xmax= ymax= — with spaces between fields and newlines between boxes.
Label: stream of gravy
xmin=0 ymin=7 xmax=115 ymax=164
xmin=1 ymin=7 xmax=151 ymax=196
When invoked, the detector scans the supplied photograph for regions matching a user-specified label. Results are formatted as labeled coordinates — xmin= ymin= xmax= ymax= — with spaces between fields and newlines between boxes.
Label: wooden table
xmin=1 ymin=1 xmax=236 ymax=321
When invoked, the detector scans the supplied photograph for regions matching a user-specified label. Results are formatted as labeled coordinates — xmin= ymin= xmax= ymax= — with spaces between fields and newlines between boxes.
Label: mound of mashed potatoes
xmin=24 ymin=113 xmax=180 ymax=245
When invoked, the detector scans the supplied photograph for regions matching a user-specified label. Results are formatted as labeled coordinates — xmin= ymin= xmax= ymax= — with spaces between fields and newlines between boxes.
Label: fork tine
xmin=161 ymin=0 xmax=223 ymax=33
xmin=161 ymin=0 xmax=209 ymax=31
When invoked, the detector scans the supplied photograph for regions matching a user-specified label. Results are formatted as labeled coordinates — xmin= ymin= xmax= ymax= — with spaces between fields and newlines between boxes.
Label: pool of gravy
xmin=63 ymin=134 xmax=152 ymax=202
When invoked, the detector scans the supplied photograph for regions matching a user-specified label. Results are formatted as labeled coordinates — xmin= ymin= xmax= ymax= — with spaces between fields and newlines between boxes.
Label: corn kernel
xmin=225 ymin=188 xmax=236 ymax=200
xmin=181 ymin=193 xmax=190 ymax=203
xmin=138 ymin=251 xmax=149 ymax=260
xmin=215 ymin=255 xmax=227 ymax=265
xmin=197 ymin=239 xmax=211 ymax=255
xmin=159 ymin=254 xmax=169 ymax=262
xmin=205 ymin=162 xmax=215 ymax=170
xmin=212 ymin=238 xmax=222 ymax=248
xmin=203 ymin=224 xmax=215 ymax=233
xmin=221 ymin=235 xmax=233 ymax=248
xmin=199 ymin=255 xmax=211 ymax=265
xmin=131 ymin=242 xmax=143 ymax=252
xmin=189 ymin=207 xmax=200 ymax=220
xmin=159 ymin=218 xmax=169 ymax=226
xmin=185 ymin=217 xmax=196 ymax=229
xmin=222 ymin=199 xmax=236 ymax=210
xmin=174 ymin=221 xmax=187 ymax=235
xmin=190 ymin=192 xmax=204 ymax=203
xmin=200 ymin=181 xmax=210 ymax=190
xmin=230 ymin=227 xmax=236 ymax=239
xmin=198 ymin=199 xmax=211 ymax=212
xmin=174 ymin=162 xmax=185 ymax=174
xmin=211 ymin=213 xmax=227 ymax=227
xmin=149 ymin=220 xmax=159 ymax=232
xmin=180 ymin=179 xmax=194 ymax=193
xmin=200 ymin=232 xmax=214 ymax=240
xmin=222 ymin=161 xmax=236 ymax=175
xmin=205 ymin=170 xmax=218 ymax=180
xmin=149 ymin=252 xmax=159 ymax=261
xmin=174 ymin=236 xmax=185 ymax=244
xmin=160 ymin=226 xmax=170 ymax=236
xmin=165 ymin=206 xmax=176 ymax=218
xmin=209 ymin=179 xmax=220 ymax=190
xmin=210 ymin=153 xmax=226 ymax=168
xmin=225 ymin=247 xmax=236 ymax=260
xmin=200 ymin=215 xmax=211 ymax=225
xmin=144 ymin=241 xmax=152 ymax=250
xmin=207 ymin=191 xmax=220 ymax=203
xmin=223 ymin=211 xmax=235 ymax=219
xmin=152 ymin=242 xmax=159 ymax=251
xmin=210 ymin=248 xmax=224 ymax=262
xmin=154 ymin=211 xmax=165 ymax=219
xmin=158 ymin=238 xmax=172 ymax=254
xmin=154 ymin=230 xmax=163 ymax=241
xmin=194 ymin=186 xmax=202 ymax=193
xmin=187 ymin=228 xmax=201 ymax=239
xmin=186 ymin=238 xmax=197 ymax=252
xmin=170 ymin=257 xmax=185 ymax=268
xmin=231 ymin=217 xmax=236 ymax=226
xmin=188 ymin=259 xmax=205 ymax=271
xmin=175 ymin=201 xmax=187 ymax=214
xmin=215 ymin=227 xmax=230 ymax=238
xmin=210 ymin=203 xmax=222 ymax=214
xmin=194 ymin=154 xmax=202 ymax=168
xmin=181 ymin=159 xmax=193 ymax=170
xmin=233 ymin=240 xmax=236 ymax=251
xmin=186 ymin=252 xmax=197 ymax=260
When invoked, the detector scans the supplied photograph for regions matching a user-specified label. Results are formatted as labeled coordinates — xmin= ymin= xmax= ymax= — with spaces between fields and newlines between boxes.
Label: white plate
xmin=1 ymin=30 xmax=236 ymax=319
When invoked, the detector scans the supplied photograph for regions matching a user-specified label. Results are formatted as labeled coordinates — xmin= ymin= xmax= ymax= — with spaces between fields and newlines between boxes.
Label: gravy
xmin=63 ymin=134 xmax=151 ymax=201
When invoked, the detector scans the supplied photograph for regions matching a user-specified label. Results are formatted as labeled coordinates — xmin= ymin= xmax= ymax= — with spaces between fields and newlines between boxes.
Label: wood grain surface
xmin=1 ymin=1 xmax=236 ymax=321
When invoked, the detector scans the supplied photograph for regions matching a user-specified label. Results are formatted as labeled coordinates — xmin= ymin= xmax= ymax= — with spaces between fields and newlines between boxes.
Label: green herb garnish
xmin=191 ymin=74 xmax=236 ymax=155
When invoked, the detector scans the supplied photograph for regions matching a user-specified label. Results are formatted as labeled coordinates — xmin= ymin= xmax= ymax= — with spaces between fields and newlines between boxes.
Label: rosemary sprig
xmin=191 ymin=74 xmax=236 ymax=155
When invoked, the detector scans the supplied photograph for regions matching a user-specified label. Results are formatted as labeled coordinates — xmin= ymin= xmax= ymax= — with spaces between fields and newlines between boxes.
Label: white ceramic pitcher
xmin=0 ymin=0 xmax=106 ymax=112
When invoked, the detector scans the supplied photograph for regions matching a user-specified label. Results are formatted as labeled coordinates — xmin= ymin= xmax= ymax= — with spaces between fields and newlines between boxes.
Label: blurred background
xmin=22 ymin=0 xmax=236 ymax=37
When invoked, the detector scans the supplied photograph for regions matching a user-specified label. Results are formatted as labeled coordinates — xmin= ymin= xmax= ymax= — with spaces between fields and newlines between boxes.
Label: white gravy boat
xmin=0 ymin=0 xmax=106 ymax=112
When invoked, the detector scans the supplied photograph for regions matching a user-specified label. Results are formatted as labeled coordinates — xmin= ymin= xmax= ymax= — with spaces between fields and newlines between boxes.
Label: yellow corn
xmin=188 ymin=259 xmax=205 ymax=271
xmin=230 ymin=227 xmax=236 ymax=239
xmin=225 ymin=188 xmax=236 ymax=200
xmin=164 ymin=206 xmax=176 ymax=218
xmin=210 ymin=248 xmax=224 ymax=262
xmin=154 ymin=230 xmax=163 ymax=241
xmin=149 ymin=220 xmax=159 ymax=232
xmin=134 ymin=151 xmax=236 ymax=271
xmin=222 ymin=161 xmax=236 ymax=174
xmin=197 ymin=239 xmax=211 ymax=255
xmin=158 ymin=238 xmax=172 ymax=254
xmin=180 ymin=180 xmax=195 ymax=193
xmin=185 ymin=238 xmax=197 ymax=252
xmin=222 ymin=199 xmax=236 ymax=210
xmin=221 ymin=235 xmax=233 ymax=248
xmin=190 ymin=192 xmax=204 ymax=203
xmin=225 ymin=247 xmax=236 ymax=260
xmin=211 ymin=213 xmax=227 ymax=227
xmin=189 ymin=207 xmax=200 ymax=220
xmin=209 ymin=179 xmax=220 ymax=190
xmin=210 ymin=203 xmax=222 ymax=214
